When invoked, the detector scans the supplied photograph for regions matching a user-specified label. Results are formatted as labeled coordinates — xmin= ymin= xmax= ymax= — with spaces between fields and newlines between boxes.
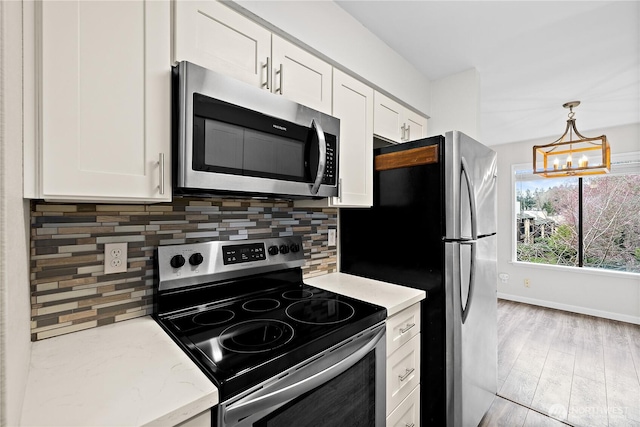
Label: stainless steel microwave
xmin=173 ymin=61 xmax=340 ymax=199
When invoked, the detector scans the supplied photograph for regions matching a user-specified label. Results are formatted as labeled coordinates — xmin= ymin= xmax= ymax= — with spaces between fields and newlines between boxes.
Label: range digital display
xmin=222 ymin=243 xmax=266 ymax=265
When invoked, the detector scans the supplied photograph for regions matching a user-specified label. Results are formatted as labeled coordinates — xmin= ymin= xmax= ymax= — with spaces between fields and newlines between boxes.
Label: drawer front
xmin=386 ymin=303 xmax=421 ymax=356
xmin=387 ymin=384 xmax=420 ymax=427
xmin=386 ymin=333 xmax=420 ymax=415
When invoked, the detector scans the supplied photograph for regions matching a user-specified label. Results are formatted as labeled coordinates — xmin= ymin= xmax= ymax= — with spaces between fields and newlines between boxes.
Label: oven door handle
xmin=223 ymin=325 xmax=385 ymax=426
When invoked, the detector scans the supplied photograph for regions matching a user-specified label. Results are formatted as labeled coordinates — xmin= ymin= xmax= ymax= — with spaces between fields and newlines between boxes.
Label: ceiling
xmin=335 ymin=1 xmax=640 ymax=146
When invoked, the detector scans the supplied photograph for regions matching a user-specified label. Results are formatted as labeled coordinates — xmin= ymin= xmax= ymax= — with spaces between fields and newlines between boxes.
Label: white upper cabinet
xmin=173 ymin=0 xmax=271 ymax=88
xmin=173 ymin=1 xmax=332 ymax=114
xmin=26 ymin=0 xmax=171 ymax=202
xmin=271 ymin=35 xmax=332 ymax=114
xmin=374 ymin=91 xmax=427 ymax=143
xmin=404 ymin=109 xmax=428 ymax=142
xmin=294 ymin=69 xmax=373 ymax=209
xmin=330 ymin=69 xmax=374 ymax=207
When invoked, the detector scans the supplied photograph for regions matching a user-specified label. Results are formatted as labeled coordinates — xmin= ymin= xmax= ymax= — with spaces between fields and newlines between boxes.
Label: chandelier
xmin=532 ymin=101 xmax=610 ymax=178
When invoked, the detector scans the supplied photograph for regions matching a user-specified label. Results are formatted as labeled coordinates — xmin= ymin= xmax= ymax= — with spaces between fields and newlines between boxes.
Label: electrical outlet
xmin=328 ymin=229 xmax=337 ymax=247
xmin=104 ymin=242 xmax=127 ymax=274
xmin=524 ymin=278 xmax=530 ymax=288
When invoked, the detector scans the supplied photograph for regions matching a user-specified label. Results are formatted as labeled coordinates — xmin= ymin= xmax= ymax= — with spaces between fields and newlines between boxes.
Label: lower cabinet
xmin=386 ymin=303 xmax=421 ymax=426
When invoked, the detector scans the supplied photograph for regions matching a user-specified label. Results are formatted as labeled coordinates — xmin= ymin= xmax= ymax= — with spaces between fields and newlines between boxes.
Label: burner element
xmin=193 ymin=309 xmax=235 ymax=326
xmin=219 ymin=320 xmax=294 ymax=353
xmin=242 ymin=298 xmax=281 ymax=312
xmin=282 ymin=289 xmax=314 ymax=300
xmin=286 ymin=299 xmax=355 ymax=325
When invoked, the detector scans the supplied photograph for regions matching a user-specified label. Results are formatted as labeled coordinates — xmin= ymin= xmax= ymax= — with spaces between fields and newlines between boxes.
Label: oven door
xmin=215 ymin=323 xmax=386 ymax=427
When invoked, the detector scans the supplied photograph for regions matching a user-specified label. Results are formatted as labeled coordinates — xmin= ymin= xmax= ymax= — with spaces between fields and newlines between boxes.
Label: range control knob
xmin=268 ymin=245 xmax=279 ymax=256
xmin=289 ymin=243 xmax=300 ymax=253
xmin=189 ymin=253 xmax=204 ymax=266
xmin=279 ymin=244 xmax=290 ymax=255
xmin=170 ymin=254 xmax=185 ymax=269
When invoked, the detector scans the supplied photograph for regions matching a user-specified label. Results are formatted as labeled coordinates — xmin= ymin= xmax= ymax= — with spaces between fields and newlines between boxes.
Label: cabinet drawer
xmin=387 ymin=384 xmax=420 ymax=427
xmin=386 ymin=333 xmax=420 ymax=415
xmin=386 ymin=303 xmax=420 ymax=356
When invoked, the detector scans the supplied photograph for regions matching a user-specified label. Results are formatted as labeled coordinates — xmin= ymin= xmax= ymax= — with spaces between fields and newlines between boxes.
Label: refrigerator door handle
xmin=460 ymin=241 xmax=476 ymax=324
xmin=461 ymin=157 xmax=478 ymax=240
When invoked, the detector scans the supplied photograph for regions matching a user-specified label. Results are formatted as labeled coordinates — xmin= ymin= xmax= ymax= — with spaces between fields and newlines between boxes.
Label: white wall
xmin=493 ymin=123 xmax=640 ymax=323
xmin=0 ymin=0 xmax=33 ymax=425
xmin=428 ymin=68 xmax=480 ymax=141
xmin=232 ymin=0 xmax=431 ymax=117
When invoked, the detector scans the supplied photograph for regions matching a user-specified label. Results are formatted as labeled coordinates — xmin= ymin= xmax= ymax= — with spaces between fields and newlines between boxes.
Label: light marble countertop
xmin=20 ymin=316 xmax=218 ymax=427
xmin=306 ymin=272 xmax=426 ymax=317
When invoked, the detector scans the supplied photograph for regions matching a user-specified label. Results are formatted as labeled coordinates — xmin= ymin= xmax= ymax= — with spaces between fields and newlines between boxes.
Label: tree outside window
xmin=515 ymin=159 xmax=640 ymax=274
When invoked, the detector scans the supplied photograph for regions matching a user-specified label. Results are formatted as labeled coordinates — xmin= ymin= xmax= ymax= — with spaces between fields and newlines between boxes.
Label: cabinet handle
xmin=338 ymin=178 xmax=343 ymax=202
xmin=400 ymin=323 xmax=416 ymax=334
xmin=406 ymin=124 xmax=411 ymax=141
xmin=159 ymin=153 xmax=165 ymax=195
xmin=275 ymin=63 xmax=283 ymax=94
xmin=398 ymin=368 xmax=415 ymax=382
xmin=400 ymin=123 xmax=407 ymax=141
xmin=262 ymin=57 xmax=270 ymax=90
xmin=405 ymin=423 xmax=415 ymax=427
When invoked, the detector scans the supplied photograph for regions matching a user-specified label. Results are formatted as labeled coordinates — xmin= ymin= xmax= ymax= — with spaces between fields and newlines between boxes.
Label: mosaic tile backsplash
xmin=30 ymin=197 xmax=337 ymax=341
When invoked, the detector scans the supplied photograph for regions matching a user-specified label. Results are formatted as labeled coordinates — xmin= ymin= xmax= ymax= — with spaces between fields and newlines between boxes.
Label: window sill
xmin=509 ymin=260 xmax=640 ymax=280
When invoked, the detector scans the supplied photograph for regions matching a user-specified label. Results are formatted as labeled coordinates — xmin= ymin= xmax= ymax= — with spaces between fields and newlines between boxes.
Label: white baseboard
xmin=497 ymin=292 xmax=640 ymax=325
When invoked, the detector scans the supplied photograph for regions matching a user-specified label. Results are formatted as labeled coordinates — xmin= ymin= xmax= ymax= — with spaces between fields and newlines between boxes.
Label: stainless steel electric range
xmin=154 ymin=236 xmax=387 ymax=427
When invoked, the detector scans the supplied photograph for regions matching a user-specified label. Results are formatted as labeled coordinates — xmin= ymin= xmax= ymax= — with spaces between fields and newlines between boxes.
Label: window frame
xmin=510 ymin=152 xmax=640 ymax=277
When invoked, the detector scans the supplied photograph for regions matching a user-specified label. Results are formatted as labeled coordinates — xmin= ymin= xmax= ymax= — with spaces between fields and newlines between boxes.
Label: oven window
xmin=256 ymin=351 xmax=376 ymax=427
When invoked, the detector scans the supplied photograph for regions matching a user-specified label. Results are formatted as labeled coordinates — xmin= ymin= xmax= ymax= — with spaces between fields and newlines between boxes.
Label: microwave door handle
xmin=310 ymin=119 xmax=326 ymax=195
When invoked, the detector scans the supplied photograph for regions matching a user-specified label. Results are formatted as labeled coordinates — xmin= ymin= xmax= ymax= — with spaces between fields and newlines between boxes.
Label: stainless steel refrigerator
xmin=340 ymin=130 xmax=498 ymax=427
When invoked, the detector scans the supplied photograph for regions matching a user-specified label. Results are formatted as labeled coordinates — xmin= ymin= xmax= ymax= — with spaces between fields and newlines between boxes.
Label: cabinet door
xmin=405 ymin=109 xmax=427 ymax=142
xmin=373 ymin=91 xmax=404 ymax=143
xmin=374 ymin=91 xmax=428 ymax=143
xmin=40 ymin=0 xmax=170 ymax=202
xmin=173 ymin=0 xmax=271 ymax=88
xmin=331 ymin=69 xmax=373 ymax=207
xmin=271 ymin=35 xmax=332 ymax=114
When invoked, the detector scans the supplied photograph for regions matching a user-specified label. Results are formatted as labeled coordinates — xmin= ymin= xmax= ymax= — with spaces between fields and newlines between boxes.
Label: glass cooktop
xmin=162 ymin=282 xmax=385 ymax=399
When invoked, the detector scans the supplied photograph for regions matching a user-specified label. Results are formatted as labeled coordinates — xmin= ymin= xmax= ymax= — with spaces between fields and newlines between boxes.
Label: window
xmin=514 ymin=154 xmax=640 ymax=273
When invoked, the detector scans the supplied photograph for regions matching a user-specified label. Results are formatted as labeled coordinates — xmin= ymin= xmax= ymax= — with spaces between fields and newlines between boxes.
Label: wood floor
xmin=479 ymin=299 xmax=640 ymax=427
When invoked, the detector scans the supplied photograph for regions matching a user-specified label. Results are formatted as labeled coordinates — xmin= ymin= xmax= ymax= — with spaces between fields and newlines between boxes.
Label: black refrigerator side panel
xmin=341 ymin=137 xmax=444 ymax=287
xmin=340 ymin=137 xmax=446 ymax=426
